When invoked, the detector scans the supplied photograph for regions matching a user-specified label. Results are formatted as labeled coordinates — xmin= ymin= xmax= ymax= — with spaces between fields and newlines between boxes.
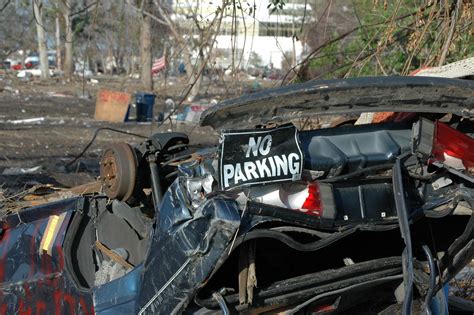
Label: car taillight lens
xmin=301 ymin=182 xmax=322 ymax=216
xmin=432 ymin=121 xmax=474 ymax=170
xmin=247 ymin=182 xmax=335 ymax=219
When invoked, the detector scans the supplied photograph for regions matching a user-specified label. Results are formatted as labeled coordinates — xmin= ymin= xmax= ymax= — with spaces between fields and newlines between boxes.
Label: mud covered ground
xmin=0 ymin=74 xmax=247 ymax=193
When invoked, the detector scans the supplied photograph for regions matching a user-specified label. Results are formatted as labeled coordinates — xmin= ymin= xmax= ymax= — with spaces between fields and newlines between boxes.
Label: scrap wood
xmin=24 ymin=181 xmax=102 ymax=204
xmin=94 ymin=89 xmax=131 ymax=122
xmin=0 ymin=181 xmax=102 ymax=214
xmin=69 ymin=180 xmax=102 ymax=195
xmin=0 ymin=184 xmax=50 ymax=215
xmin=238 ymin=241 xmax=257 ymax=305
xmin=22 ymin=184 xmax=62 ymax=199
xmin=95 ymin=240 xmax=134 ymax=269
xmin=168 ymin=152 xmax=201 ymax=166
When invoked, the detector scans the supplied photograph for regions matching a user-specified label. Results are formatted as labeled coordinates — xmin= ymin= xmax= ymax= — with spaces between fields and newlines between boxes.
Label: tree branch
xmin=69 ymin=1 xmax=99 ymax=18
xmin=281 ymin=1 xmax=435 ymax=85
xmin=438 ymin=0 xmax=461 ymax=66
xmin=126 ymin=0 xmax=169 ymax=25
xmin=0 ymin=0 xmax=12 ymax=13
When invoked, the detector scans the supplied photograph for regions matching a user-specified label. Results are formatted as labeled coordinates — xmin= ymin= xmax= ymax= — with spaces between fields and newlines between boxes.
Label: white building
xmin=171 ymin=0 xmax=310 ymax=69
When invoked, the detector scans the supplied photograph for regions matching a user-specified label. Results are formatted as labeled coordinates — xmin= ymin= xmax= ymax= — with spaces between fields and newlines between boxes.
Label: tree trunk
xmin=128 ymin=55 xmax=134 ymax=76
xmin=140 ymin=0 xmax=153 ymax=91
xmin=438 ymin=0 xmax=461 ymax=66
xmin=183 ymin=51 xmax=194 ymax=81
xmin=63 ymin=0 xmax=73 ymax=79
xmin=188 ymin=71 xmax=203 ymax=102
xmin=100 ymin=54 xmax=106 ymax=75
xmin=116 ymin=0 xmax=126 ymax=75
xmin=292 ymin=36 xmax=296 ymax=68
xmin=33 ymin=0 xmax=50 ymax=80
xmin=187 ymin=52 xmax=205 ymax=102
xmin=55 ymin=14 xmax=62 ymax=71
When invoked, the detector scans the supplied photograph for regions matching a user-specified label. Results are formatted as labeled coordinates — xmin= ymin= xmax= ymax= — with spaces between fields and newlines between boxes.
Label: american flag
xmin=152 ymin=56 xmax=166 ymax=75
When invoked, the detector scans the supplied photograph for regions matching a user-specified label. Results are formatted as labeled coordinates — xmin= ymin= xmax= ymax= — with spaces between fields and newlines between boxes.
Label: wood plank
xmin=94 ymin=89 xmax=132 ymax=122
xmin=95 ymin=240 xmax=134 ymax=269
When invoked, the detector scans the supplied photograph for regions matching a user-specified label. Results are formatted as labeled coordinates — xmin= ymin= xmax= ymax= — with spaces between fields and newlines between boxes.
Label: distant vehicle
xmin=0 ymin=77 xmax=473 ymax=314
xmin=2 ymin=59 xmax=22 ymax=70
xmin=0 ymin=60 xmax=10 ymax=70
xmin=24 ymin=52 xmax=56 ymax=69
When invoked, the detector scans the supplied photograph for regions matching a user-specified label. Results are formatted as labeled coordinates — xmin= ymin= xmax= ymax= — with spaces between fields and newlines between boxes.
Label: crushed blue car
xmin=0 ymin=76 xmax=473 ymax=314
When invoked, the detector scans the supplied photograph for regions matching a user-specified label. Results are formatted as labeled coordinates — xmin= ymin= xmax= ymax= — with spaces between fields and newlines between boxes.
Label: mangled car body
xmin=0 ymin=76 xmax=473 ymax=314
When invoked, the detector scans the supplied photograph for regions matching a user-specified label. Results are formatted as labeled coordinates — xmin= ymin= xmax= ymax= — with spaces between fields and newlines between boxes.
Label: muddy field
xmin=0 ymin=75 xmax=230 ymax=194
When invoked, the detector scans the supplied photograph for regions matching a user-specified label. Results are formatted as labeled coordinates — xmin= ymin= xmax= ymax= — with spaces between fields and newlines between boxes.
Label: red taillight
xmin=309 ymin=303 xmax=338 ymax=313
xmin=301 ymin=182 xmax=323 ymax=216
xmin=432 ymin=121 xmax=474 ymax=169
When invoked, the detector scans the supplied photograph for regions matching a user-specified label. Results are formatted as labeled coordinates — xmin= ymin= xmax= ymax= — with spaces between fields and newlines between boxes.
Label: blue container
xmin=176 ymin=105 xmax=190 ymax=121
xmin=136 ymin=92 xmax=156 ymax=122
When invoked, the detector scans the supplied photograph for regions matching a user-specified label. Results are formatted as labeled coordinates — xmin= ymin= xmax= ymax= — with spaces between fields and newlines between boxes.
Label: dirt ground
xmin=0 ymin=74 xmax=255 ymax=194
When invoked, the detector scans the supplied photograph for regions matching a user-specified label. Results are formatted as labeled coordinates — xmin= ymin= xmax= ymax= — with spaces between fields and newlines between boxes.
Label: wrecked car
xmin=0 ymin=76 xmax=473 ymax=314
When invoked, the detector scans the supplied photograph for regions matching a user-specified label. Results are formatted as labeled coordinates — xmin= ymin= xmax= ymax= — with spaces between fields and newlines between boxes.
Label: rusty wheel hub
xmin=99 ymin=143 xmax=137 ymax=201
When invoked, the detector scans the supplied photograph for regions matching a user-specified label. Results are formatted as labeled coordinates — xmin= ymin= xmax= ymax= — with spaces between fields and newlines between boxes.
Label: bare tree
xmin=62 ymin=0 xmax=74 ymax=79
xmin=140 ymin=0 xmax=153 ymax=91
xmin=0 ymin=1 xmax=36 ymax=61
xmin=55 ymin=5 xmax=62 ymax=71
xmin=153 ymin=0 xmax=228 ymax=101
xmin=33 ymin=0 xmax=50 ymax=79
xmin=291 ymin=0 xmax=473 ymax=82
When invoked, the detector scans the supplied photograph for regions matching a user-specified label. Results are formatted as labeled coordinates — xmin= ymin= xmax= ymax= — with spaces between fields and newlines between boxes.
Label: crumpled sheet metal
xmin=93 ymin=264 xmax=145 ymax=314
xmin=200 ymin=76 xmax=474 ymax=130
xmin=136 ymin=180 xmax=241 ymax=314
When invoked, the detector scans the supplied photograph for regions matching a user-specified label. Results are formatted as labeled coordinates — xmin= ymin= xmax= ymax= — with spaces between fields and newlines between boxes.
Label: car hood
xmin=200 ymin=76 xmax=474 ymax=130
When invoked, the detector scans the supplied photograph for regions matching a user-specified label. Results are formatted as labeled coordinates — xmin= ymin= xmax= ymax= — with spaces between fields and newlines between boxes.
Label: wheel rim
xmin=100 ymin=142 xmax=137 ymax=201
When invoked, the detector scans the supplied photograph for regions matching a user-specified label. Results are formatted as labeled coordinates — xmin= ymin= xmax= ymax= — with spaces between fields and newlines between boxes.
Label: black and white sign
xmin=219 ymin=124 xmax=303 ymax=190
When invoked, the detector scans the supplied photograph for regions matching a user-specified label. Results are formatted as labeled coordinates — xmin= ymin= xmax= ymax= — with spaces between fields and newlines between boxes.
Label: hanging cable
xmin=66 ymin=127 xmax=147 ymax=167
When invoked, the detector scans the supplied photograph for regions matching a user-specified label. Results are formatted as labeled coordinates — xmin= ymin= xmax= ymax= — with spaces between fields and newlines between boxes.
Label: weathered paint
xmin=0 ymin=199 xmax=94 ymax=314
